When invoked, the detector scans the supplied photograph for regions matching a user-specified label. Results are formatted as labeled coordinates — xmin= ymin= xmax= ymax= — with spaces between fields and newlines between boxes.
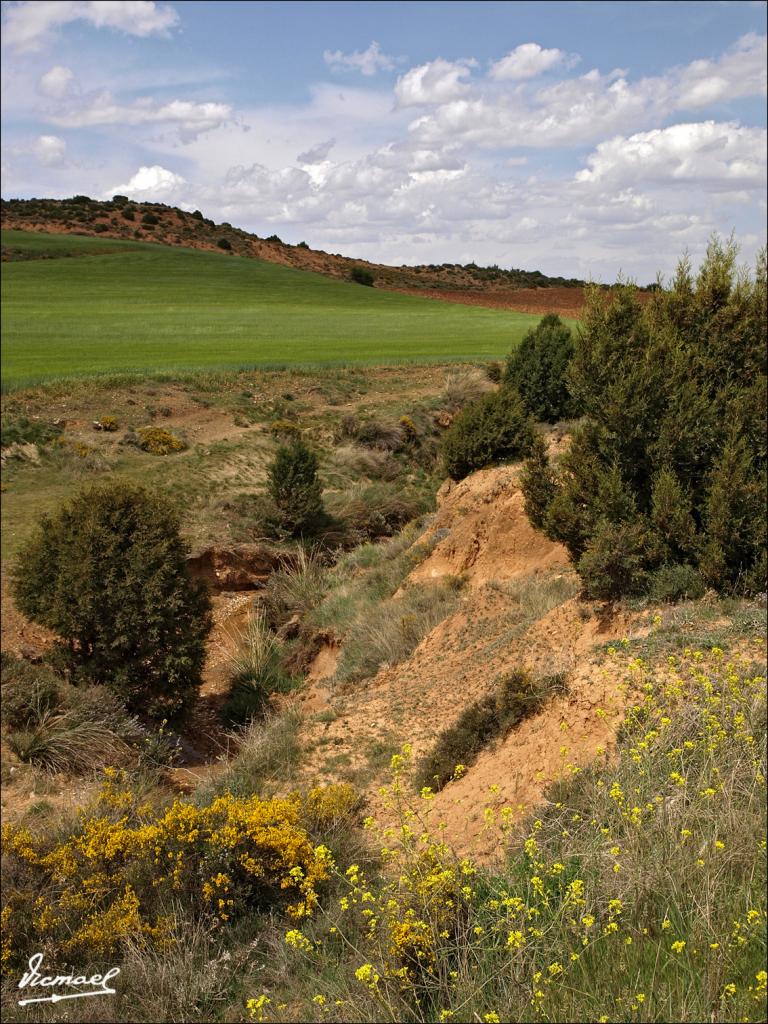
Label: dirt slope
xmin=408 ymin=466 xmax=568 ymax=587
xmin=299 ymin=464 xmax=644 ymax=856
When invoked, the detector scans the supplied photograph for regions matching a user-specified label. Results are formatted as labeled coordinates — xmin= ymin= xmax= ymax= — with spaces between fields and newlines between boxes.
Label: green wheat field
xmin=1 ymin=230 xmax=562 ymax=388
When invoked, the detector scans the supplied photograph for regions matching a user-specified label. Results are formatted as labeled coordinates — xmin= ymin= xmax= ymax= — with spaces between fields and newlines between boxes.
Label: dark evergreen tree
xmin=11 ymin=482 xmax=212 ymax=717
xmin=520 ymin=239 xmax=767 ymax=596
xmin=266 ymin=440 xmax=325 ymax=537
xmin=505 ymin=313 xmax=578 ymax=422
xmin=441 ymin=388 xmax=534 ymax=481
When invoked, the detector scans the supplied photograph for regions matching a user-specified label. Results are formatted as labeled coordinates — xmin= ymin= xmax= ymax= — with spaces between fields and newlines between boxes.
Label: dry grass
xmin=219 ymin=611 xmax=298 ymax=726
xmin=326 ymin=445 xmax=399 ymax=483
xmin=263 ymin=547 xmax=328 ymax=627
xmin=440 ymin=366 xmax=494 ymax=412
xmin=198 ymin=709 xmax=303 ymax=800
xmin=333 ymin=579 xmax=462 ymax=687
xmin=7 ymin=710 xmax=131 ymax=773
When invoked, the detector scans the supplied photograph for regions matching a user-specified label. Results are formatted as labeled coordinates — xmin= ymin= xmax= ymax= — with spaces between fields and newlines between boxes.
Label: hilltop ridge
xmin=1 ymin=194 xmax=586 ymax=295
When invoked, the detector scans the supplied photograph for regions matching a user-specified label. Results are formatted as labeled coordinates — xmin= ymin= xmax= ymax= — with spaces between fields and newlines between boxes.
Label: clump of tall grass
xmin=198 ymin=709 xmax=303 ymax=801
xmin=263 ymin=547 xmax=328 ymax=627
xmin=440 ymin=366 xmax=494 ymax=412
xmin=326 ymin=445 xmax=399 ymax=483
xmin=333 ymin=578 xmax=462 ymax=687
xmin=326 ymin=482 xmax=428 ymax=544
xmin=220 ymin=611 xmax=298 ymax=726
xmin=0 ymin=654 xmax=169 ymax=774
xmin=336 ymin=415 xmax=404 ymax=452
xmin=277 ymin=523 xmax=451 ymax=686
xmin=8 ymin=710 xmax=131 ymax=773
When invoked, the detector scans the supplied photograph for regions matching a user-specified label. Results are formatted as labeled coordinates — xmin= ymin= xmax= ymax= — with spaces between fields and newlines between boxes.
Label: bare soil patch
xmin=387 ymin=286 xmax=653 ymax=317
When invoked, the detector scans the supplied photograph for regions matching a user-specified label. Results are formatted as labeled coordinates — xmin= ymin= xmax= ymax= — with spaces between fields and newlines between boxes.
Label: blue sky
xmin=2 ymin=0 xmax=766 ymax=280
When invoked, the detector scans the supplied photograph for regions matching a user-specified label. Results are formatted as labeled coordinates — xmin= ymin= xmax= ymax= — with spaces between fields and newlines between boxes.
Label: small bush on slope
xmin=350 ymin=266 xmax=374 ymax=286
xmin=10 ymin=482 xmax=212 ymax=718
xmin=505 ymin=313 xmax=578 ymax=422
xmin=441 ymin=387 xmax=534 ymax=480
xmin=521 ymin=238 xmax=767 ymax=599
xmin=0 ymin=416 xmax=62 ymax=450
xmin=414 ymin=669 xmax=567 ymax=791
xmin=520 ymin=433 xmax=558 ymax=529
xmin=266 ymin=440 xmax=326 ymax=539
xmin=137 ymin=426 xmax=186 ymax=454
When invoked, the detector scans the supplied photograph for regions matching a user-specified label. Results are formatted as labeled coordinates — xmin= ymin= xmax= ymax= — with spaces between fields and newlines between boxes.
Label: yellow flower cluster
xmin=1 ymin=777 xmax=355 ymax=966
xmin=249 ymin=645 xmax=766 ymax=1023
xmin=137 ymin=426 xmax=185 ymax=455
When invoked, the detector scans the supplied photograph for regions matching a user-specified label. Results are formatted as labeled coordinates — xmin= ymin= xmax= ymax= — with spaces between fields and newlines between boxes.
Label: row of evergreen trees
xmin=441 ymin=238 xmax=766 ymax=600
xmin=521 ymin=240 xmax=766 ymax=599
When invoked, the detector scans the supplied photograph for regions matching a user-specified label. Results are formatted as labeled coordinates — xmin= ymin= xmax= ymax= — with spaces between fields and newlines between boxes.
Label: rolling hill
xmin=1 ymin=195 xmax=587 ymax=293
xmin=1 ymin=229 xmax=569 ymax=388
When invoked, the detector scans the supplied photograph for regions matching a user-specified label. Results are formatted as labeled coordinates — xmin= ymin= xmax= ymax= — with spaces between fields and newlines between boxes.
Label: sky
xmin=1 ymin=0 xmax=766 ymax=281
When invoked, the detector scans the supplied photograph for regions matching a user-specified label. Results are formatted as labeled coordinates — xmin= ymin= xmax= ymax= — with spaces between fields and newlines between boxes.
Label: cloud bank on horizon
xmin=1 ymin=0 xmax=766 ymax=281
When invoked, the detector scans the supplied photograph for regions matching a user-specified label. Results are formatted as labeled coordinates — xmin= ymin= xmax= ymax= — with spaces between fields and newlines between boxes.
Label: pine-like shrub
xmin=521 ymin=239 xmax=766 ymax=597
xmin=266 ymin=440 xmax=326 ymax=538
xmin=505 ymin=313 xmax=578 ymax=422
xmin=441 ymin=388 xmax=534 ymax=480
xmin=520 ymin=434 xmax=558 ymax=529
xmin=11 ymin=482 xmax=212 ymax=717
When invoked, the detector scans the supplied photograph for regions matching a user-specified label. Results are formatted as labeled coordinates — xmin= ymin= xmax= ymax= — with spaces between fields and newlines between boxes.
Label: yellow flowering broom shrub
xmin=137 ymin=426 xmax=185 ymax=455
xmin=1 ymin=774 xmax=353 ymax=968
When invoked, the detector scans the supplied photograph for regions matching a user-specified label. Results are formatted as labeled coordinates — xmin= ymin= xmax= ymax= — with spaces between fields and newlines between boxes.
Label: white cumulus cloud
xmin=410 ymin=33 xmax=767 ymax=149
xmin=323 ymin=41 xmax=396 ymax=76
xmin=489 ymin=43 xmax=568 ymax=81
xmin=395 ymin=58 xmax=477 ymax=107
xmin=673 ymin=32 xmax=767 ymax=108
xmin=576 ymin=122 xmax=767 ymax=190
xmin=108 ymin=163 xmax=186 ymax=197
xmin=49 ymin=92 xmax=232 ymax=141
xmin=2 ymin=1 xmax=179 ymax=53
xmin=297 ymin=138 xmax=337 ymax=164
xmin=33 ymin=134 xmax=66 ymax=165
xmin=38 ymin=65 xmax=77 ymax=98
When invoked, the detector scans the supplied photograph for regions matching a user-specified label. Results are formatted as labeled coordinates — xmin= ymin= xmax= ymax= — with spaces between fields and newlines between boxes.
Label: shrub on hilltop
xmin=350 ymin=266 xmax=374 ymax=287
xmin=441 ymin=387 xmax=534 ymax=480
xmin=521 ymin=238 xmax=767 ymax=599
xmin=11 ymin=482 xmax=212 ymax=717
